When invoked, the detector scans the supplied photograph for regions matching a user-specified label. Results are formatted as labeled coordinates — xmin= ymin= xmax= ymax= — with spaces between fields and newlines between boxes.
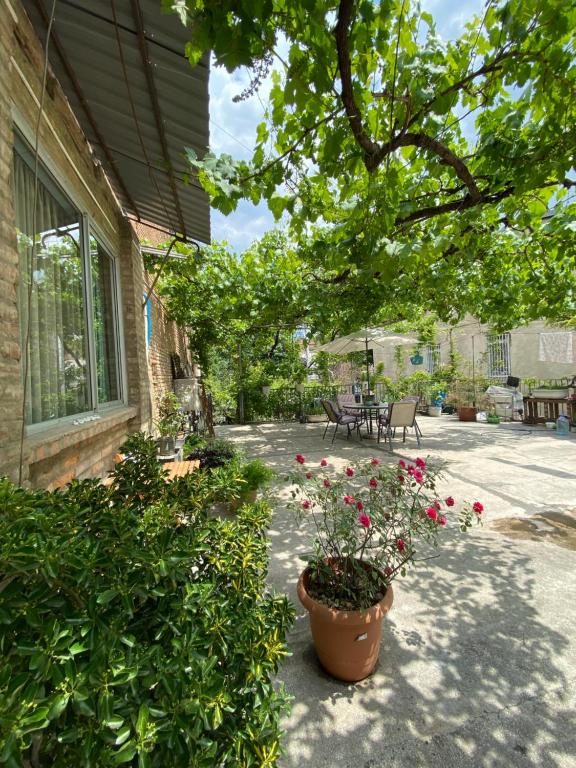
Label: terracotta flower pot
xmin=457 ymin=406 xmax=477 ymax=422
xmin=297 ymin=565 xmax=394 ymax=682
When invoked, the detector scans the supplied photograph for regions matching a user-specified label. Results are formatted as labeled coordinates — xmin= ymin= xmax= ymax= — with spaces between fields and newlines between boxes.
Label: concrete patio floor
xmin=218 ymin=417 xmax=576 ymax=768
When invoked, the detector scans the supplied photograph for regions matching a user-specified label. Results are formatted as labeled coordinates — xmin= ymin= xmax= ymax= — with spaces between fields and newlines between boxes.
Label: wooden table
xmin=162 ymin=459 xmax=200 ymax=480
xmin=523 ymin=397 xmax=575 ymax=426
xmin=102 ymin=458 xmax=200 ymax=486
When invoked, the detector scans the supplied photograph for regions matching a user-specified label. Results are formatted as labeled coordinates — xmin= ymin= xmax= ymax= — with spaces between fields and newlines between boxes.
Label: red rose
xmin=426 ymin=507 xmax=437 ymax=521
xmin=434 ymin=499 xmax=442 ymax=510
xmin=396 ymin=538 xmax=406 ymax=552
xmin=415 ymin=457 xmax=426 ymax=470
xmin=438 ymin=515 xmax=447 ymax=526
xmin=445 ymin=496 xmax=455 ymax=507
xmin=369 ymin=477 xmax=378 ymax=489
xmin=345 ymin=467 xmax=354 ymax=477
xmin=413 ymin=470 xmax=424 ymax=484
xmin=356 ymin=500 xmax=364 ymax=511
xmin=323 ymin=478 xmax=331 ymax=488
xmin=305 ymin=472 xmax=312 ymax=479
xmin=320 ymin=458 xmax=328 ymax=467
xmin=398 ymin=459 xmax=406 ymax=469
xmin=397 ymin=474 xmax=405 ymax=483
xmin=358 ymin=512 xmax=371 ymax=529
xmin=343 ymin=495 xmax=355 ymax=505
xmin=295 ymin=454 xmax=305 ymax=464
xmin=473 ymin=501 xmax=484 ymax=514
xmin=302 ymin=500 xmax=311 ymax=510
xmin=371 ymin=458 xmax=380 ymax=466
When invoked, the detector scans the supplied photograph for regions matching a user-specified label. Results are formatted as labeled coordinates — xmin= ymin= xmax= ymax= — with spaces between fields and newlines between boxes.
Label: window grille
xmin=486 ymin=333 xmax=511 ymax=378
xmin=424 ymin=343 xmax=441 ymax=373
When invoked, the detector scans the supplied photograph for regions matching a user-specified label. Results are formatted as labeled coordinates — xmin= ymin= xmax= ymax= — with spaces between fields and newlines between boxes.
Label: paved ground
xmin=218 ymin=417 xmax=576 ymax=768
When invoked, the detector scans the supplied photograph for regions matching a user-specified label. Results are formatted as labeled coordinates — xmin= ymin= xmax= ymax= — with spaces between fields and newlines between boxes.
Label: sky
xmin=208 ymin=0 xmax=484 ymax=253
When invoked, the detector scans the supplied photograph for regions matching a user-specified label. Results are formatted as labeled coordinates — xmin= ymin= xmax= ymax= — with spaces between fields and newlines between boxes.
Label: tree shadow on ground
xmin=276 ymin=530 xmax=576 ymax=768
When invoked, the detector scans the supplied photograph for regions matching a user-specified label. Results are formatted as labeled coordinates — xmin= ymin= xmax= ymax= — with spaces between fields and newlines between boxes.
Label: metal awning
xmin=22 ymin=0 xmax=210 ymax=243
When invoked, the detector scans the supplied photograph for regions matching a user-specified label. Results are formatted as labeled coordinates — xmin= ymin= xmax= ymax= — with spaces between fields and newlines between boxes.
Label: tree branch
xmin=335 ymin=0 xmax=380 ymax=169
xmin=374 ymin=132 xmax=481 ymax=199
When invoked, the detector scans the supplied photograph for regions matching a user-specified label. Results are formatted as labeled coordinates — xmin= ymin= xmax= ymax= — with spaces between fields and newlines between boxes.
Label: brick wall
xmin=146 ymin=279 xmax=197 ymax=429
xmin=0 ymin=0 xmax=153 ymax=487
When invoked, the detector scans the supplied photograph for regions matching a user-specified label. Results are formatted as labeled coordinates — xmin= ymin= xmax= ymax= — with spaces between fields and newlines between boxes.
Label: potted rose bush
xmin=287 ymin=454 xmax=483 ymax=682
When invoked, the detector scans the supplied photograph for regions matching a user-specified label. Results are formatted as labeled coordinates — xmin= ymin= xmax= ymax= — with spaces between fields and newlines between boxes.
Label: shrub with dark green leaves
xmin=0 ymin=436 xmax=294 ymax=767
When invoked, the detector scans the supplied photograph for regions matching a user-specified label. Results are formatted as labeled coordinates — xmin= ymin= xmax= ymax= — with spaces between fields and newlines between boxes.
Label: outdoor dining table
xmin=344 ymin=402 xmax=389 ymax=438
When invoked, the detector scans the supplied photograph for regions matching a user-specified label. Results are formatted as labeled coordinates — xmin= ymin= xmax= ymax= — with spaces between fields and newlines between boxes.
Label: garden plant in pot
xmin=228 ymin=459 xmax=276 ymax=512
xmin=155 ymin=392 xmax=183 ymax=455
xmin=287 ymin=455 xmax=483 ymax=682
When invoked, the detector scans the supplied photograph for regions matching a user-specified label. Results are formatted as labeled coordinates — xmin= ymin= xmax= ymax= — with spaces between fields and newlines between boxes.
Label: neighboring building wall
xmin=0 ymin=1 xmax=152 ymax=488
xmin=372 ymin=318 xmax=576 ymax=383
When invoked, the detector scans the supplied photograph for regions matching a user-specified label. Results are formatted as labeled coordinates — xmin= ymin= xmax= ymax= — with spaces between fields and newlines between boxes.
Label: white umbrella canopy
xmin=315 ymin=328 xmax=416 ymax=354
xmin=315 ymin=328 xmax=417 ymax=392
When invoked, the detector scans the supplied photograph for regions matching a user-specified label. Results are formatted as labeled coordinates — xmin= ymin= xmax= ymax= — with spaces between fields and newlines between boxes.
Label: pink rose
xmin=398 ymin=459 xmax=406 ymax=469
xmin=369 ymin=477 xmax=378 ymax=489
xmin=473 ymin=501 xmax=484 ymax=514
xmin=295 ymin=454 xmax=305 ymax=464
xmin=445 ymin=496 xmax=455 ymax=507
xmin=413 ymin=470 xmax=424 ymax=484
xmin=396 ymin=538 xmax=406 ymax=553
xmin=356 ymin=500 xmax=364 ymax=511
xmin=433 ymin=499 xmax=442 ymax=511
xmin=345 ymin=467 xmax=354 ymax=477
xmin=358 ymin=512 xmax=371 ymax=528
xmin=438 ymin=515 xmax=447 ymax=526
xmin=320 ymin=458 xmax=328 ymax=467
xmin=305 ymin=471 xmax=312 ymax=479
xmin=371 ymin=458 xmax=380 ymax=466
xmin=426 ymin=507 xmax=437 ymax=521
xmin=415 ymin=457 xmax=426 ymax=470
xmin=407 ymin=465 xmax=415 ymax=476
xmin=302 ymin=500 xmax=311 ymax=510
xmin=323 ymin=478 xmax=331 ymax=488
xmin=343 ymin=495 xmax=355 ymax=505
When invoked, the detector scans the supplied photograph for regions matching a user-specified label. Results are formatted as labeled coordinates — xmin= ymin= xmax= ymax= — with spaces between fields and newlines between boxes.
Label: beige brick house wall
xmin=0 ymin=0 xmax=154 ymax=488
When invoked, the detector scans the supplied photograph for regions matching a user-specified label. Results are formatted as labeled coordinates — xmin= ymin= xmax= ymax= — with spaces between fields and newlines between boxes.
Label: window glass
xmin=91 ymin=236 xmax=120 ymax=403
xmin=13 ymin=141 xmax=90 ymax=424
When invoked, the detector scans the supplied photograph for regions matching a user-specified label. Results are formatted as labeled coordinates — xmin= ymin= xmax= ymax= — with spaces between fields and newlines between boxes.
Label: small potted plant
xmin=447 ymin=384 xmax=477 ymax=422
xmin=286 ymin=454 xmax=483 ymax=682
xmin=428 ymin=388 xmax=445 ymax=417
xmin=155 ymin=392 xmax=183 ymax=455
xmin=229 ymin=459 xmax=275 ymax=512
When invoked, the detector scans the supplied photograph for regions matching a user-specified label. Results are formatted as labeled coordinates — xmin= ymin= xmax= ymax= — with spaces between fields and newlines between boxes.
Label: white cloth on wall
xmin=538 ymin=332 xmax=573 ymax=364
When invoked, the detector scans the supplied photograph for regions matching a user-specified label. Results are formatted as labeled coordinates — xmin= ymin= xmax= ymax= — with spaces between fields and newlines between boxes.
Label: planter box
xmin=457 ymin=406 xmax=477 ymax=422
xmin=531 ymin=388 xmax=569 ymax=399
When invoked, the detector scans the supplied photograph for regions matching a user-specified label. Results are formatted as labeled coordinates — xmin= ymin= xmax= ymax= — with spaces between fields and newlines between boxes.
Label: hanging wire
xmin=18 ymin=0 xmax=58 ymax=485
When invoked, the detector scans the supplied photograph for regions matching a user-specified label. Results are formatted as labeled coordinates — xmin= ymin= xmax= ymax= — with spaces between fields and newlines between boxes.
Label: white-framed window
xmin=424 ymin=343 xmax=441 ymax=373
xmin=12 ymin=130 xmax=123 ymax=426
xmin=486 ymin=332 xmax=511 ymax=378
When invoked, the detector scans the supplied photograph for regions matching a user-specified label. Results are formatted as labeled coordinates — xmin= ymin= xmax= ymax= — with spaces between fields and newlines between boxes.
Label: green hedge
xmin=0 ymin=435 xmax=294 ymax=767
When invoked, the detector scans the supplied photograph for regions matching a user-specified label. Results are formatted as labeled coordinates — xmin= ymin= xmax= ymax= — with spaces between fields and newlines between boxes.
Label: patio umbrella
xmin=315 ymin=328 xmax=416 ymax=392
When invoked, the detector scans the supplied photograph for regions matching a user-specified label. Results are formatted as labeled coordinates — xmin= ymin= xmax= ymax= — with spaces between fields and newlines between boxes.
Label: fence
xmin=208 ymin=377 xmax=574 ymax=425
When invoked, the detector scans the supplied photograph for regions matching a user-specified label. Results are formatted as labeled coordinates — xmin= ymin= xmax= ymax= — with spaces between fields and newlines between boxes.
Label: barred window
xmin=486 ymin=333 xmax=511 ymax=378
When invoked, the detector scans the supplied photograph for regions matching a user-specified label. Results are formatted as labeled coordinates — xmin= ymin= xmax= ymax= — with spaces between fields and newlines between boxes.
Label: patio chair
xmin=377 ymin=401 xmax=422 ymax=450
xmin=321 ymin=399 xmax=362 ymax=443
xmin=337 ymin=392 xmax=363 ymax=418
